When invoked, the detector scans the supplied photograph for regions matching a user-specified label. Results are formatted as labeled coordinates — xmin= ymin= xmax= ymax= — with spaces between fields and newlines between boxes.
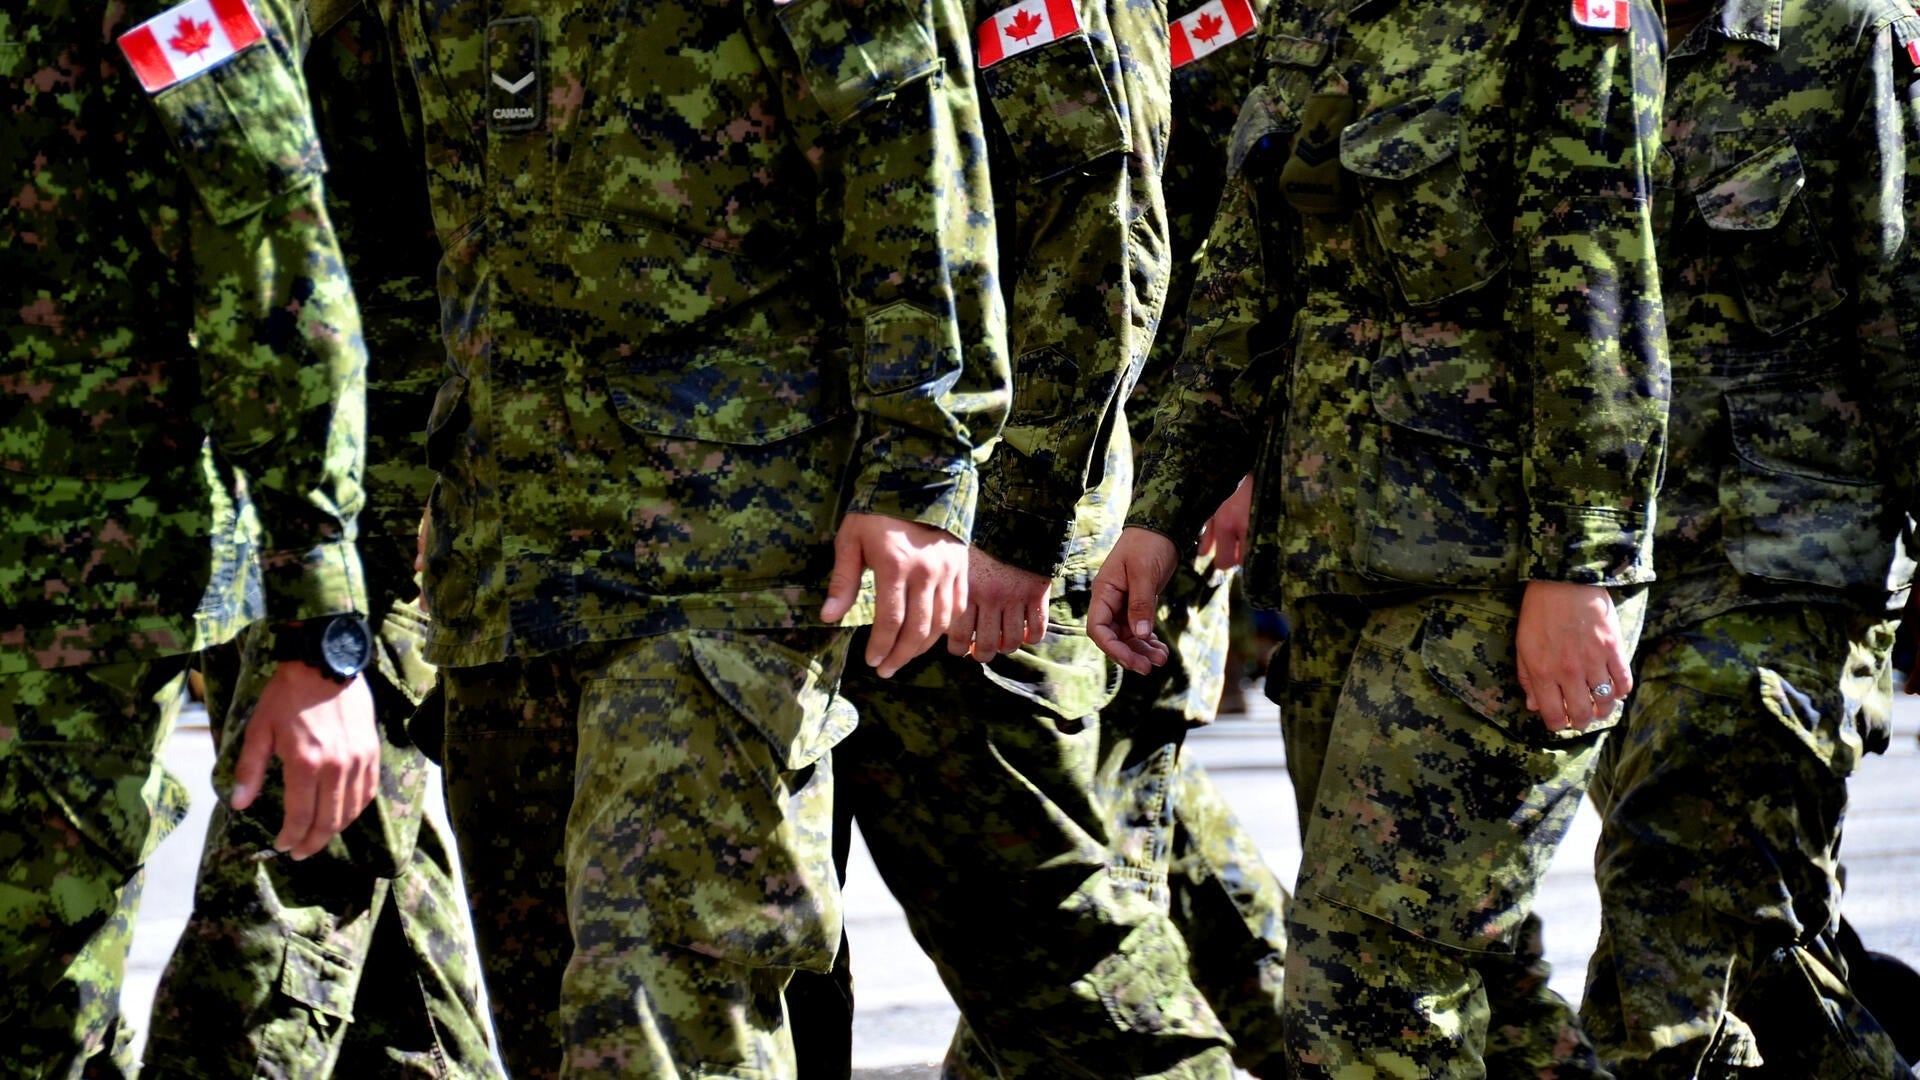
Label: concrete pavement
xmin=122 ymin=686 xmax=1920 ymax=1077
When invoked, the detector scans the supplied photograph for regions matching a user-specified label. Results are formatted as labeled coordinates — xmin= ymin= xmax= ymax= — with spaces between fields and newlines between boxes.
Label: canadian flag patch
xmin=978 ymin=0 xmax=1082 ymax=67
xmin=118 ymin=0 xmax=265 ymax=94
xmin=1571 ymin=0 xmax=1628 ymax=29
xmin=1170 ymin=0 xmax=1258 ymax=68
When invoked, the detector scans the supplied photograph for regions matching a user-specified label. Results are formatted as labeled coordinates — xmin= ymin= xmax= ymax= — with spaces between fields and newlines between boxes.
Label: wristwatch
xmin=270 ymin=613 xmax=374 ymax=683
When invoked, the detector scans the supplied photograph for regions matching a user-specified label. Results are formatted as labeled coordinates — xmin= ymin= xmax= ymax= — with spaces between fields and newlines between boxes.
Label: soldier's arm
xmin=1848 ymin=14 xmax=1920 ymax=529
xmin=1509 ymin=0 xmax=1667 ymax=729
xmin=772 ymin=0 xmax=1010 ymax=672
xmin=142 ymin=0 xmax=376 ymax=854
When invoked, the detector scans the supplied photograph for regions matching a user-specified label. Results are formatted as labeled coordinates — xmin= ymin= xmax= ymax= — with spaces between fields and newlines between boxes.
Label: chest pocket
xmin=149 ymin=37 xmax=326 ymax=225
xmin=1340 ymin=93 xmax=1506 ymax=307
xmin=777 ymin=0 xmax=942 ymax=123
xmin=980 ymin=33 xmax=1127 ymax=181
xmin=1694 ymin=137 xmax=1845 ymax=336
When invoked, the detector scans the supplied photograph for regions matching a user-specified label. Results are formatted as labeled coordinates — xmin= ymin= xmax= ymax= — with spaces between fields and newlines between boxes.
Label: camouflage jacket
xmin=1131 ymin=0 xmax=1269 ymax=450
xmin=2 ymin=0 xmax=368 ymax=676
xmin=198 ymin=3 xmax=445 ymax=649
xmin=1129 ymin=0 xmax=1670 ymax=605
xmin=378 ymin=0 xmax=1009 ymax=666
xmin=1645 ymin=0 xmax=1920 ymax=635
xmin=966 ymin=0 xmax=1170 ymax=586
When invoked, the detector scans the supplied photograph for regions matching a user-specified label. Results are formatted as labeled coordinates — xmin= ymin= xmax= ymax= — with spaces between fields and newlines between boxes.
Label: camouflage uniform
xmin=137 ymin=11 xmax=500 ymax=1078
xmin=807 ymin=0 xmax=1237 ymax=1075
xmin=1109 ymin=2 xmax=1293 ymax=1071
xmin=1 ymin=0 xmax=368 ymax=1074
xmin=1578 ymin=0 xmax=1920 ymax=1072
xmin=1126 ymin=0 xmax=1670 ymax=1072
xmin=374 ymin=0 xmax=1009 ymax=1073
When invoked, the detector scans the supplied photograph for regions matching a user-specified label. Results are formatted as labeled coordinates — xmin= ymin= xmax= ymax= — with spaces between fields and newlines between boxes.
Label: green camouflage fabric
xmin=0 ymin=659 xmax=192 ymax=1078
xmin=1128 ymin=0 xmax=1668 ymax=606
xmin=439 ymin=629 xmax=854 ymax=1079
xmin=140 ymin=634 xmax=498 ymax=1080
xmin=140 ymin=12 xmax=499 ymax=1079
xmin=2 ymin=0 xmax=368 ymax=679
xmin=1581 ymin=0 xmax=1920 ymax=1072
xmin=829 ymin=630 xmax=1234 ymax=1080
xmin=376 ymin=0 xmax=1008 ymax=667
xmin=1583 ymin=607 xmax=1909 ymax=1077
xmin=1275 ymin=590 xmax=1645 ymax=1078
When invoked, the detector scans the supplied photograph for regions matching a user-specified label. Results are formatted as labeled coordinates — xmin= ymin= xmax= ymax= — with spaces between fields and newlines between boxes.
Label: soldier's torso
xmin=391 ymin=0 xmax=928 ymax=662
xmin=1234 ymin=0 xmax=1533 ymax=600
xmin=1653 ymin=0 xmax=1917 ymax=626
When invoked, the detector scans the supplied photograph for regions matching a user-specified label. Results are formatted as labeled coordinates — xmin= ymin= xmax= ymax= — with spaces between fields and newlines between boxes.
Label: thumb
xmin=230 ymin=712 xmax=275 ymax=810
xmin=820 ymin=528 xmax=864 ymax=624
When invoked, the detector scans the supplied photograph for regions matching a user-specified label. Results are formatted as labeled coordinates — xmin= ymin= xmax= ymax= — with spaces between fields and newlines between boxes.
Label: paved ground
xmin=124 ymin=686 xmax=1920 ymax=1077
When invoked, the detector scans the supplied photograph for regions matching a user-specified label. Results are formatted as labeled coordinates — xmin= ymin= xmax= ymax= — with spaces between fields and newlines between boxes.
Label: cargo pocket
xmin=979 ymin=26 xmax=1127 ymax=180
xmin=1695 ymin=137 xmax=1844 ymax=336
xmin=1418 ymin=601 xmax=1621 ymax=745
xmin=1341 ymin=92 xmax=1507 ymax=306
xmin=777 ymin=0 xmax=942 ymax=123
xmin=148 ymin=37 xmax=326 ymax=224
xmin=1720 ymin=373 xmax=1886 ymax=591
xmin=1358 ymin=332 xmax=1523 ymax=587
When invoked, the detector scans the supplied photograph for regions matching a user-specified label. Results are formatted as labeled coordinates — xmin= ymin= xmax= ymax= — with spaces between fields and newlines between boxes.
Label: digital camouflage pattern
xmin=1 ymin=0 xmax=368 ymax=678
xmin=440 ymin=628 xmax=854 ymax=1079
xmin=1279 ymin=591 xmax=1643 ymax=1078
xmin=1122 ymin=0 xmax=1669 ymax=1071
xmin=2 ymin=1 xmax=366 ymax=1074
xmin=1585 ymin=608 xmax=1908 ymax=1077
xmin=383 ymin=0 xmax=1008 ymax=668
xmin=1582 ymin=0 xmax=1920 ymax=1072
xmin=0 ymin=659 xmax=191 ymax=1077
xmin=140 ymin=11 xmax=499 ymax=1078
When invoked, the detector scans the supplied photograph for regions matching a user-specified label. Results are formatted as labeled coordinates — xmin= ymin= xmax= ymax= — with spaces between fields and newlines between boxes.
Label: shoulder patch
xmin=1570 ymin=0 xmax=1629 ymax=30
xmin=977 ymin=0 xmax=1081 ymax=66
xmin=1171 ymin=0 xmax=1259 ymax=68
xmin=117 ymin=0 xmax=265 ymax=93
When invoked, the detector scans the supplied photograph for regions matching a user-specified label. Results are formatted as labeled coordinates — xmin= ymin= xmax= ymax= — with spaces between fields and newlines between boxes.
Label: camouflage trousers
xmin=440 ymin=629 xmax=855 ymax=1080
xmin=798 ymin=615 xmax=1235 ymax=1079
xmin=0 ymin=656 xmax=193 ymax=1079
xmin=1271 ymin=589 xmax=1644 ymax=1079
xmin=139 ymin=619 xmax=499 ymax=1079
xmin=1580 ymin=604 xmax=1909 ymax=1078
xmin=1102 ymin=559 xmax=1290 ymax=1078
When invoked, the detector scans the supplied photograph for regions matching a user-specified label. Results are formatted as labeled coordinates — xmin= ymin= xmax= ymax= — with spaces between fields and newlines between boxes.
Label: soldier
xmin=2 ymin=0 xmax=376 ymax=1074
xmin=370 ymin=0 xmax=1010 ymax=1074
xmin=1577 ymin=0 xmax=1920 ymax=1072
xmin=797 ymin=0 xmax=1243 ymax=1074
xmin=1089 ymin=0 xmax=1670 ymax=1072
xmin=134 ymin=9 xmax=502 ymax=1077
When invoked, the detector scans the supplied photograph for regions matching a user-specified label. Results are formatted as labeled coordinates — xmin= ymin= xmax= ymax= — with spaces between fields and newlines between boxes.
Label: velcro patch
xmin=118 ymin=0 xmax=265 ymax=93
xmin=486 ymin=16 xmax=542 ymax=132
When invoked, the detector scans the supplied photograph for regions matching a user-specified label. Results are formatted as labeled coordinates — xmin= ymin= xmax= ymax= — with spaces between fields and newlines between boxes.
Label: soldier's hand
xmin=231 ymin=662 xmax=380 ymax=860
xmin=1515 ymin=580 xmax=1632 ymax=733
xmin=946 ymin=548 xmax=1052 ymax=663
xmin=1089 ymin=527 xmax=1179 ymax=675
xmin=822 ymin=512 xmax=967 ymax=678
xmin=1197 ymin=474 xmax=1253 ymax=571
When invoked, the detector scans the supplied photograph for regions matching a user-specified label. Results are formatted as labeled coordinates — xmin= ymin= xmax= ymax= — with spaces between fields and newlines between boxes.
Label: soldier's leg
xmin=837 ymin=627 xmax=1233 ymax=1079
xmin=1284 ymin=592 xmax=1627 ymax=1079
xmin=1580 ymin=607 xmax=1906 ymax=1078
xmin=440 ymin=655 xmax=580 ymax=1080
xmin=0 ymin=658 xmax=191 ymax=1079
xmin=560 ymin=629 xmax=854 ymax=1077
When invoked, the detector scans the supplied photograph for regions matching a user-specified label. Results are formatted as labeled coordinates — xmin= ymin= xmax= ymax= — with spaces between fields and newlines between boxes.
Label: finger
xmin=946 ymin=597 xmax=980 ymax=658
xmin=878 ymin=571 xmax=937 ymax=678
xmin=996 ymin=602 xmax=1024 ymax=658
xmin=1197 ymin=518 xmax=1218 ymax=561
xmin=1515 ymin=652 xmax=1538 ymax=713
xmin=864 ymin=561 xmax=907 ymax=671
xmin=276 ymin=742 xmax=318 ymax=855
xmin=293 ymin=757 xmax=346 ymax=861
xmin=1023 ymin=589 xmax=1048 ymax=645
xmin=820 ymin=530 xmax=864 ymax=625
xmin=231 ymin=710 xmax=276 ymax=811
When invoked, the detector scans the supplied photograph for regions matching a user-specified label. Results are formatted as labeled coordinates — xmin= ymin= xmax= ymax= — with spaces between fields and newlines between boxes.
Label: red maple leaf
xmin=168 ymin=16 xmax=214 ymax=57
xmin=1192 ymin=11 xmax=1225 ymax=41
xmin=1006 ymin=9 xmax=1045 ymax=41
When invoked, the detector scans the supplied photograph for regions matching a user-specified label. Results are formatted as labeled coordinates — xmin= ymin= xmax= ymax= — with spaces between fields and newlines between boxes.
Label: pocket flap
xmin=688 ymin=632 xmax=857 ymax=771
xmin=606 ymin=347 xmax=848 ymax=446
xmin=1339 ymin=93 xmax=1463 ymax=182
xmin=1695 ymin=138 xmax=1805 ymax=233
xmin=1226 ymin=83 xmax=1298 ymax=178
xmin=279 ymin=933 xmax=357 ymax=1020
xmin=980 ymin=32 xmax=1128 ymax=181
xmin=777 ymin=0 xmax=942 ymax=123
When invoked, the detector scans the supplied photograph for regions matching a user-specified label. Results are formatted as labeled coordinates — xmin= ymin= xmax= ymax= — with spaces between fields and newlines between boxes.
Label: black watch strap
xmin=269 ymin=614 xmax=373 ymax=683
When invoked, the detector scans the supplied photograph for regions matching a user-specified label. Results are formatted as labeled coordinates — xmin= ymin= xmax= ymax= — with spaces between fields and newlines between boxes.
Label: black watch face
xmin=319 ymin=616 xmax=373 ymax=679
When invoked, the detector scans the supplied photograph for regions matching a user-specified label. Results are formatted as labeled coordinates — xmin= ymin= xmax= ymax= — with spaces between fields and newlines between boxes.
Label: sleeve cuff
xmin=1522 ymin=504 xmax=1654 ymax=586
xmin=849 ymin=462 xmax=978 ymax=544
xmin=257 ymin=539 xmax=368 ymax=622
